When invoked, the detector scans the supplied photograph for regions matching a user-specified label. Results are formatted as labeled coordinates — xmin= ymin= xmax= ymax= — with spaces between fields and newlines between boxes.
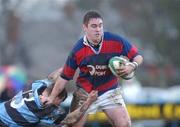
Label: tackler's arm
xmin=60 ymin=90 xmax=98 ymax=126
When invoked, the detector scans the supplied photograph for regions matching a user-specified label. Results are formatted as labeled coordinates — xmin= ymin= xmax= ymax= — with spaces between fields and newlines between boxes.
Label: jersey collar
xmin=83 ymin=35 xmax=104 ymax=54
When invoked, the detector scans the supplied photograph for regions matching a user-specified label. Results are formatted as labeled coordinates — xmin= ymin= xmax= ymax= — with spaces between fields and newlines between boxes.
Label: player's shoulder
xmin=104 ymin=31 xmax=129 ymax=44
xmin=71 ymin=37 xmax=85 ymax=53
xmin=75 ymin=37 xmax=84 ymax=47
xmin=104 ymin=31 xmax=124 ymax=41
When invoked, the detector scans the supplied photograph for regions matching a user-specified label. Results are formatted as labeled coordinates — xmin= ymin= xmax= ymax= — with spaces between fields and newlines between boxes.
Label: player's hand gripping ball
xmin=108 ymin=56 xmax=134 ymax=80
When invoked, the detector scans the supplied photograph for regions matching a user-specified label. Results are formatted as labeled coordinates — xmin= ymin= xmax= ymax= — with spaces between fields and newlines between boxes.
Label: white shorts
xmin=87 ymin=87 xmax=125 ymax=114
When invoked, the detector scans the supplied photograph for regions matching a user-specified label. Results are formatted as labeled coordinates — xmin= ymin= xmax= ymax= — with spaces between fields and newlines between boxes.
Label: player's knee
xmin=115 ymin=119 xmax=131 ymax=127
xmin=121 ymin=120 xmax=131 ymax=127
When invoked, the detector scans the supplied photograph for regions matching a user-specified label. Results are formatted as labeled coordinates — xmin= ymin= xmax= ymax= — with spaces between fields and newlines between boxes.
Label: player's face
xmin=83 ymin=18 xmax=103 ymax=44
xmin=40 ymin=95 xmax=62 ymax=106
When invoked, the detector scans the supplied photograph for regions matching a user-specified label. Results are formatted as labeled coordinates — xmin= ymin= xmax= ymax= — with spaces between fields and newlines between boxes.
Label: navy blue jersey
xmin=0 ymin=79 xmax=66 ymax=127
xmin=61 ymin=32 xmax=139 ymax=95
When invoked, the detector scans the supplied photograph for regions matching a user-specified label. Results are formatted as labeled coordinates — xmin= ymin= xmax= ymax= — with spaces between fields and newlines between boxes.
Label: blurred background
xmin=0 ymin=0 xmax=180 ymax=127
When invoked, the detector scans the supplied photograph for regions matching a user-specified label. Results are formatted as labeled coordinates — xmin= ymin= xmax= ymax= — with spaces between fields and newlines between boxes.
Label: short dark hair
xmin=83 ymin=10 xmax=102 ymax=26
xmin=46 ymin=85 xmax=67 ymax=102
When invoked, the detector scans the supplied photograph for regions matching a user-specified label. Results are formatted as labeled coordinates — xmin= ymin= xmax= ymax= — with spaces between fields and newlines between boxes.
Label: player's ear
xmin=39 ymin=95 xmax=46 ymax=102
xmin=83 ymin=24 xmax=87 ymax=32
xmin=39 ymin=95 xmax=43 ymax=101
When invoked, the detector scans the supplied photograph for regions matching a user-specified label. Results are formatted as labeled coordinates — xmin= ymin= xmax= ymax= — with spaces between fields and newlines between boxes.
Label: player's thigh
xmin=71 ymin=113 xmax=88 ymax=127
xmin=103 ymin=105 xmax=131 ymax=127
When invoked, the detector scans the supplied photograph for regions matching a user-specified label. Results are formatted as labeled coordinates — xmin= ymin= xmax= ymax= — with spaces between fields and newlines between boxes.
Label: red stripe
xmin=77 ymin=77 xmax=93 ymax=93
xmin=75 ymin=47 xmax=94 ymax=65
xmin=101 ymin=40 xmax=123 ymax=54
xmin=75 ymin=41 xmax=123 ymax=65
xmin=127 ymin=46 xmax=138 ymax=59
xmin=95 ymin=78 xmax=118 ymax=92
xmin=63 ymin=65 xmax=76 ymax=79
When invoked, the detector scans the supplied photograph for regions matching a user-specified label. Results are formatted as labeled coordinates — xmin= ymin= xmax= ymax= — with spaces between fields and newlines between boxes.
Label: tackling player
xmin=0 ymin=68 xmax=97 ymax=127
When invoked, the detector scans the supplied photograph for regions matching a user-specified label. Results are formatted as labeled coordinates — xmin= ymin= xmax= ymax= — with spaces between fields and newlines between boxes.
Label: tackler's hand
xmin=42 ymin=96 xmax=56 ymax=106
xmin=87 ymin=90 xmax=98 ymax=103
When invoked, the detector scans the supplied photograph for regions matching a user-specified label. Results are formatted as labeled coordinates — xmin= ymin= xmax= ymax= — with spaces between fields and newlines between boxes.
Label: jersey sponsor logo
xmin=87 ymin=65 xmax=108 ymax=76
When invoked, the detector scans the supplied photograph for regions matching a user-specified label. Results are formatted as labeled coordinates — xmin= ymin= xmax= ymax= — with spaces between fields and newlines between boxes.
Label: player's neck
xmin=86 ymin=37 xmax=102 ymax=48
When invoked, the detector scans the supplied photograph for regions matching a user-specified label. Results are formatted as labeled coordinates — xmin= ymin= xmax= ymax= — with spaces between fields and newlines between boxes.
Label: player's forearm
xmin=133 ymin=55 xmax=143 ymax=65
xmin=50 ymin=76 xmax=67 ymax=100
xmin=47 ymin=67 xmax=63 ymax=82
xmin=79 ymin=98 xmax=92 ymax=113
xmin=132 ymin=55 xmax=143 ymax=69
xmin=60 ymin=91 xmax=97 ymax=125
xmin=60 ymin=101 xmax=91 ymax=125
xmin=79 ymin=90 xmax=97 ymax=113
xmin=60 ymin=87 xmax=97 ymax=125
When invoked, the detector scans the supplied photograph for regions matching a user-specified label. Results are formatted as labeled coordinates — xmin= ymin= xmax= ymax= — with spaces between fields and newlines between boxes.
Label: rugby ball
xmin=108 ymin=56 xmax=134 ymax=80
